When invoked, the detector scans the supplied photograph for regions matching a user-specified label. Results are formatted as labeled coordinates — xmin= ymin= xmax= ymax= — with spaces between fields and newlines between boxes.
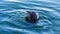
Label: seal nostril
xmin=25 ymin=11 xmax=39 ymax=23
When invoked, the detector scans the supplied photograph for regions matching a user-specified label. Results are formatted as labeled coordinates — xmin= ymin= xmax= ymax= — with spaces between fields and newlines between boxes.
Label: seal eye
xmin=25 ymin=11 xmax=39 ymax=23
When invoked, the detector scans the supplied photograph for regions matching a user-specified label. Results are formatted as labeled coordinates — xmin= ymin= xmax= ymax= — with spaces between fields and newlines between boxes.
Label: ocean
xmin=0 ymin=0 xmax=60 ymax=34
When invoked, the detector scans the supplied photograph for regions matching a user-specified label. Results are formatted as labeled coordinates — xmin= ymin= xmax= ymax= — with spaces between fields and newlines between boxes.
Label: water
xmin=0 ymin=0 xmax=60 ymax=34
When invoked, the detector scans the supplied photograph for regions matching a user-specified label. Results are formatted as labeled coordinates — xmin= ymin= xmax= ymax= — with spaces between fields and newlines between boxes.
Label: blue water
xmin=0 ymin=0 xmax=60 ymax=34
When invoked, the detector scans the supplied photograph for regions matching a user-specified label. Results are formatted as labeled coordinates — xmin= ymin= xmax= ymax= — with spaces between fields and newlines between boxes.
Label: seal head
xmin=25 ymin=11 xmax=39 ymax=23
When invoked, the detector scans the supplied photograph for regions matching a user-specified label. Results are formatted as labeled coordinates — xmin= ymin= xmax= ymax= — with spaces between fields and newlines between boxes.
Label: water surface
xmin=0 ymin=0 xmax=60 ymax=34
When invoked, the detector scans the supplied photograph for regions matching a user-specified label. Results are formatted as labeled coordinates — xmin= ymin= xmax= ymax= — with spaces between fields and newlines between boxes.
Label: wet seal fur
xmin=25 ymin=11 xmax=40 ymax=23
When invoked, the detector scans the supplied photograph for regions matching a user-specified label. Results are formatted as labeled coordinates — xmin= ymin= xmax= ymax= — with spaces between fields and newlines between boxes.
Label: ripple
xmin=0 ymin=0 xmax=60 ymax=34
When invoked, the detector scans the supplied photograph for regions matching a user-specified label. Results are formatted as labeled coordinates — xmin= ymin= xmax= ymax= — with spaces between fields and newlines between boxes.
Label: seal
xmin=25 ymin=11 xmax=39 ymax=23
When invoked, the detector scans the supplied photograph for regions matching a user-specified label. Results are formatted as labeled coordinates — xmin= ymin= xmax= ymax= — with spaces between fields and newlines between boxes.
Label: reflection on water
xmin=0 ymin=0 xmax=60 ymax=34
